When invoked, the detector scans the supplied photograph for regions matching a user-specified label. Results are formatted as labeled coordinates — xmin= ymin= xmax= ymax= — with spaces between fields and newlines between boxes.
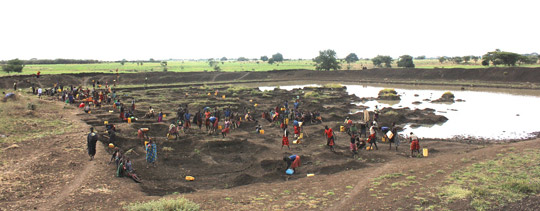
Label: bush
xmin=124 ymin=198 xmax=200 ymax=211
xmin=378 ymin=88 xmax=397 ymax=97
xmin=323 ymin=83 xmax=344 ymax=89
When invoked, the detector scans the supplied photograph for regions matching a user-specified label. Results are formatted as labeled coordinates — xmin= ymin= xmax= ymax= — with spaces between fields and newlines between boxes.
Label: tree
xmin=471 ymin=56 xmax=479 ymax=64
xmin=415 ymin=55 xmax=426 ymax=60
xmin=397 ymin=55 xmax=415 ymax=68
xmin=438 ymin=56 xmax=447 ymax=64
xmin=220 ymin=57 xmax=228 ymax=61
xmin=237 ymin=57 xmax=249 ymax=61
xmin=149 ymin=58 xmax=155 ymax=62
xmin=120 ymin=59 xmax=127 ymax=65
xmin=344 ymin=53 xmax=360 ymax=64
xmin=372 ymin=55 xmax=393 ymax=68
xmin=313 ymin=49 xmax=341 ymax=71
xmin=160 ymin=61 xmax=168 ymax=72
xmin=518 ymin=55 xmax=538 ymax=65
xmin=267 ymin=58 xmax=275 ymax=64
xmin=463 ymin=56 xmax=471 ymax=63
xmin=272 ymin=53 xmax=283 ymax=62
xmin=208 ymin=59 xmax=218 ymax=67
xmin=1 ymin=58 xmax=25 ymax=73
xmin=260 ymin=56 xmax=268 ymax=61
xmin=482 ymin=50 xmax=521 ymax=66
xmin=452 ymin=56 xmax=463 ymax=64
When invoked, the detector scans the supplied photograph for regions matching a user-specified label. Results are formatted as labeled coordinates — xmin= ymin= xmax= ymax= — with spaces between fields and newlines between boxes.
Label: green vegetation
xmin=378 ymin=88 xmax=398 ymax=97
xmin=438 ymin=149 xmax=540 ymax=210
xmin=313 ymin=49 xmax=341 ymax=71
xmin=322 ymin=83 xmax=344 ymax=89
xmin=397 ymin=55 xmax=415 ymax=68
xmin=124 ymin=197 xmax=200 ymax=211
xmin=2 ymin=58 xmax=539 ymax=76
xmin=372 ymin=55 xmax=393 ymax=68
xmin=1 ymin=58 xmax=25 ymax=73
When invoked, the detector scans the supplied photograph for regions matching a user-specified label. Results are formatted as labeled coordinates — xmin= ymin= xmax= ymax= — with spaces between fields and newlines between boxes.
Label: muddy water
xmin=260 ymin=83 xmax=540 ymax=140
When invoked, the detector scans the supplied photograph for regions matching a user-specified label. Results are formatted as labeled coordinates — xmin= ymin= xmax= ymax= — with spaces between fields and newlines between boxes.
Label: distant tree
xmin=213 ymin=65 xmax=221 ymax=71
xmin=482 ymin=50 xmax=521 ymax=66
xmin=267 ymin=58 xmax=275 ymax=64
xmin=438 ymin=56 xmax=447 ymax=64
xmin=220 ymin=57 xmax=228 ymax=61
xmin=471 ymin=56 xmax=479 ymax=64
xmin=462 ymin=56 xmax=471 ymax=63
xmin=208 ymin=59 xmax=218 ymax=67
xmin=518 ymin=55 xmax=538 ymax=65
xmin=149 ymin=58 xmax=155 ymax=62
xmin=397 ymin=55 xmax=415 ymax=68
xmin=260 ymin=56 xmax=268 ymax=61
xmin=344 ymin=53 xmax=360 ymax=64
xmin=120 ymin=59 xmax=127 ymax=65
xmin=160 ymin=61 xmax=168 ymax=72
xmin=482 ymin=60 xmax=490 ymax=66
xmin=372 ymin=55 xmax=393 ymax=68
xmin=272 ymin=53 xmax=283 ymax=62
xmin=415 ymin=55 xmax=426 ymax=60
xmin=313 ymin=49 xmax=341 ymax=71
xmin=452 ymin=56 xmax=463 ymax=64
xmin=1 ymin=58 xmax=25 ymax=73
xmin=237 ymin=57 xmax=249 ymax=61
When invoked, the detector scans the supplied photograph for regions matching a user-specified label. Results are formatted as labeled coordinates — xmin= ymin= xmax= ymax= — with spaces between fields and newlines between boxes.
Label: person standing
xmin=388 ymin=122 xmax=399 ymax=151
xmin=282 ymin=128 xmax=290 ymax=150
xmin=368 ymin=123 xmax=378 ymax=150
xmin=87 ymin=127 xmax=98 ymax=161
xmin=145 ymin=139 xmax=157 ymax=168
xmin=324 ymin=126 xmax=336 ymax=152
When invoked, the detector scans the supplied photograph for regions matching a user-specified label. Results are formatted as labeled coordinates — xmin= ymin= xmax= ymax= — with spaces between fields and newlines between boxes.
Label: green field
xmin=1 ymin=59 xmax=539 ymax=76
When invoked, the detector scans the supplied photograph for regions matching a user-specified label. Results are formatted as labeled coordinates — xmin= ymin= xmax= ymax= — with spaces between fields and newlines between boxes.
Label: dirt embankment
xmin=1 ymin=67 xmax=540 ymax=90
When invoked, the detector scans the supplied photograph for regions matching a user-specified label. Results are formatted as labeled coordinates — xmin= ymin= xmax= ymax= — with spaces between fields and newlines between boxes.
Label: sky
xmin=1 ymin=0 xmax=539 ymax=61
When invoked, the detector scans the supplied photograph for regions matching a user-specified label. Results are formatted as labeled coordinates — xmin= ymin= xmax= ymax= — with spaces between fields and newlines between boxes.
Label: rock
xmin=414 ymin=94 xmax=419 ymax=97
xmin=412 ymin=101 xmax=422 ymax=105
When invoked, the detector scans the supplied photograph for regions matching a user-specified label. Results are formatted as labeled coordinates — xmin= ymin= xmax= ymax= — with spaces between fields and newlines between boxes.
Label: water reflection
xmin=258 ymin=83 xmax=540 ymax=140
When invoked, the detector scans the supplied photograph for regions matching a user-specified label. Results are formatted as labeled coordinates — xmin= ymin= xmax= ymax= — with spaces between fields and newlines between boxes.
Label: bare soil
xmin=1 ymin=70 xmax=539 ymax=210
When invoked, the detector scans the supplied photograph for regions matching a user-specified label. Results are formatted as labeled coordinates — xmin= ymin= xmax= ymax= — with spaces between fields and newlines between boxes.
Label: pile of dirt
xmin=432 ymin=91 xmax=455 ymax=103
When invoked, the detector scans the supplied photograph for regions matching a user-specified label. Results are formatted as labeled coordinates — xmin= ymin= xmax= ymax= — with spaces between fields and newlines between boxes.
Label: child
xmin=350 ymin=133 xmax=358 ymax=157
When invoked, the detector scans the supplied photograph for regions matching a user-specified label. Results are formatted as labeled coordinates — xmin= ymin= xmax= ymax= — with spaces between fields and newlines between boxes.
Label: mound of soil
xmin=432 ymin=92 xmax=455 ymax=103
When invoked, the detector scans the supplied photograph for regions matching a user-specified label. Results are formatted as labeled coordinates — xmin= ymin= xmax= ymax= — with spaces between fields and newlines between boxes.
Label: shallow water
xmin=259 ymin=84 xmax=540 ymax=140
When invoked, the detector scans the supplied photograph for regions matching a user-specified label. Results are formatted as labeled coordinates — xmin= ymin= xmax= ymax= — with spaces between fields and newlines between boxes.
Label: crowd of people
xmin=24 ymin=74 xmax=422 ymax=180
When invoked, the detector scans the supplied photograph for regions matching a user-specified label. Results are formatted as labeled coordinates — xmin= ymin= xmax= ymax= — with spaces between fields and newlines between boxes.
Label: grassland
xmin=2 ymin=59 xmax=539 ymax=76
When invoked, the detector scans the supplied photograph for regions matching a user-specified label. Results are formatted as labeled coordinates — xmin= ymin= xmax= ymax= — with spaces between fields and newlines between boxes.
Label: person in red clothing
xmin=409 ymin=132 xmax=420 ymax=157
xmin=282 ymin=128 xmax=290 ymax=150
xmin=324 ymin=125 xmax=336 ymax=152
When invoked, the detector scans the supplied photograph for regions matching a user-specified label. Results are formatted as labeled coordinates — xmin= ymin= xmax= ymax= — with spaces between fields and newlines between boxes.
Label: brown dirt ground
xmin=1 ymin=71 xmax=540 ymax=210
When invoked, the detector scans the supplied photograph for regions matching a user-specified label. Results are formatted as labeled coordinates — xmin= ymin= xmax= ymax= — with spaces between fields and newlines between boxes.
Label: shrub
xmin=378 ymin=88 xmax=397 ymax=97
xmin=124 ymin=198 xmax=200 ymax=211
xmin=323 ymin=83 xmax=344 ymax=89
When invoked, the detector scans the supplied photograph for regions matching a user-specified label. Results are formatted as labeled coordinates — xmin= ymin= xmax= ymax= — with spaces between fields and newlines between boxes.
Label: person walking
xmin=325 ymin=126 xmax=336 ymax=152
xmin=87 ymin=127 xmax=98 ymax=161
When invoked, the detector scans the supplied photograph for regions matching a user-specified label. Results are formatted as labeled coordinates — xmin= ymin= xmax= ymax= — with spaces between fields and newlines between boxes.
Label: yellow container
xmin=382 ymin=136 xmax=388 ymax=142
xmin=423 ymin=148 xmax=429 ymax=157
xmin=104 ymin=121 xmax=108 ymax=125
xmin=249 ymin=99 xmax=253 ymax=102
xmin=109 ymin=110 xmax=114 ymax=113
xmin=285 ymin=118 xmax=289 ymax=125
xmin=366 ymin=146 xmax=372 ymax=150
xmin=307 ymin=173 xmax=315 ymax=177
xmin=88 ymin=110 xmax=91 ymax=114
xmin=281 ymin=107 xmax=285 ymax=111
xmin=254 ymin=104 xmax=258 ymax=107
xmin=299 ymin=133 xmax=303 ymax=139
xmin=144 ymin=141 xmax=149 ymax=146
xmin=259 ymin=129 xmax=264 ymax=134
xmin=222 ymin=95 xmax=226 ymax=99
xmin=340 ymin=126 xmax=345 ymax=132
xmin=163 ymin=114 xmax=166 ymax=118
xmin=185 ymin=176 xmax=195 ymax=181
xmin=108 ymin=143 xmax=115 ymax=148
xmin=218 ymin=125 xmax=222 ymax=130
xmin=208 ymin=93 xmax=211 ymax=96
xmin=127 ymin=118 xmax=132 ymax=123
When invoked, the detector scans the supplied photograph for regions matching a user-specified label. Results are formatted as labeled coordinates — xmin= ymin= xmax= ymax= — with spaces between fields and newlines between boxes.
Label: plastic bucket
xmin=286 ymin=169 xmax=294 ymax=175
